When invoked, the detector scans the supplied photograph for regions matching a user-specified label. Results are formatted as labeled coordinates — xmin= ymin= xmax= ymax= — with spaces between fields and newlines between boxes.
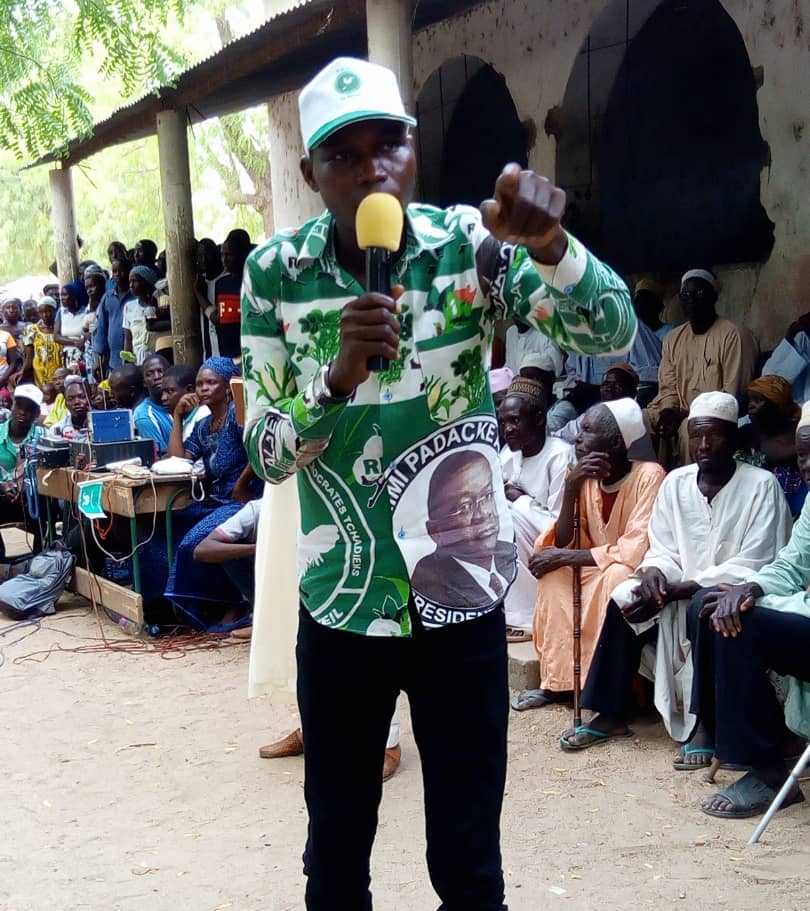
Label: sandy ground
xmin=3 ymin=595 xmax=809 ymax=911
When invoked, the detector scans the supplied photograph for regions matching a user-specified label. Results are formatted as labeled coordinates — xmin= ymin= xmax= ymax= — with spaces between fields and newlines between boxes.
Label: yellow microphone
xmin=355 ymin=193 xmax=404 ymax=371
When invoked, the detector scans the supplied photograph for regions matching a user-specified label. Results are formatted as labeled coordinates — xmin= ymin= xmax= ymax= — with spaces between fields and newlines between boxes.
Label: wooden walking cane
xmin=572 ymin=493 xmax=583 ymax=729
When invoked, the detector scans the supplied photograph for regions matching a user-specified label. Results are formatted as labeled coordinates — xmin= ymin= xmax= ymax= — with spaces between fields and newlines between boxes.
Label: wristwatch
xmin=313 ymin=363 xmax=353 ymax=406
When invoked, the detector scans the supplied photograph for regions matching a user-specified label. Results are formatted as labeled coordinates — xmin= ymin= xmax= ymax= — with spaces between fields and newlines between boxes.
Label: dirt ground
xmin=3 ymin=595 xmax=809 ymax=911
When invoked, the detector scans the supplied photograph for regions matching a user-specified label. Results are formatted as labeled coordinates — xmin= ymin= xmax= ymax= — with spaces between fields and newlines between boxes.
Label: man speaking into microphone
xmin=241 ymin=57 xmax=636 ymax=910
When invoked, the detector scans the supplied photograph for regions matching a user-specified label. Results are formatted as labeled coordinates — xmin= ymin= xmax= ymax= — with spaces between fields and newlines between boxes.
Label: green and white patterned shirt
xmin=241 ymin=204 xmax=635 ymax=637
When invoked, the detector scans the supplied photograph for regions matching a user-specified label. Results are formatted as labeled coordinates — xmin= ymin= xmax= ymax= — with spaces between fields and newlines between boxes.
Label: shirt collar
xmin=296 ymin=205 xmax=454 ymax=269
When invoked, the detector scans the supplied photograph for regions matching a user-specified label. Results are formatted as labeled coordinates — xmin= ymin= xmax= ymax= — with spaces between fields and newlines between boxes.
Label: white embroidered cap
xmin=601 ymin=398 xmax=646 ymax=449
xmin=299 ymin=57 xmax=416 ymax=151
xmin=797 ymin=401 xmax=810 ymax=431
xmin=688 ymin=391 xmax=738 ymax=424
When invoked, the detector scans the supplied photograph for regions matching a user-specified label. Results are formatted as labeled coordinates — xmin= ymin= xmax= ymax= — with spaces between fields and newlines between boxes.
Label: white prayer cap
xmin=601 ymin=398 xmax=646 ymax=449
xmin=490 ymin=366 xmax=515 ymax=394
xmin=688 ymin=391 xmax=738 ymax=424
xmin=681 ymin=269 xmax=717 ymax=291
xmin=797 ymin=401 xmax=810 ymax=431
xmin=299 ymin=57 xmax=416 ymax=151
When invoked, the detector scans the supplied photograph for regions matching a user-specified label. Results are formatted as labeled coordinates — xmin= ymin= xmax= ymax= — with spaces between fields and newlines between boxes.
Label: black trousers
xmin=581 ymin=591 xmax=709 ymax=719
xmin=690 ymin=606 xmax=810 ymax=767
xmin=296 ymin=604 xmax=509 ymax=911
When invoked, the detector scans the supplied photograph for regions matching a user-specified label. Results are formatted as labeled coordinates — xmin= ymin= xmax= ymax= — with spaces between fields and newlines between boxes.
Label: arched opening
xmin=556 ymin=0 xmax=773 ymax=273
xmin=416 ymin=55 xmax=528 ymax=208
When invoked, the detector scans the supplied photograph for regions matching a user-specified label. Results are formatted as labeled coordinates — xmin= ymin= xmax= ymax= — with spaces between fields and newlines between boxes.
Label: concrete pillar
xmin=366 ymin=0 xmax=414 ymax=109
xmin=49 ymin=165 xmax=79 ymax=286
xmin=156 ymin=108 xmax=201 ymax=368
xmin=267 ymin=91 xmax=323 ymax=230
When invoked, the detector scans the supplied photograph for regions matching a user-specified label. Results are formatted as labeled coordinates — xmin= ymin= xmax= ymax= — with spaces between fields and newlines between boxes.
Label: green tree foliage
xmin=0 ymin=0 xmax=273 ymax=285
xmin=0 ymin=0 xmax=188 ymax=161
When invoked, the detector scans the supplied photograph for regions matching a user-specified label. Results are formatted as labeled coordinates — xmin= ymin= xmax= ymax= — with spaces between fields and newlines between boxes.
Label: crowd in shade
xmin=0 ymin=230 xmax=259 ymax=639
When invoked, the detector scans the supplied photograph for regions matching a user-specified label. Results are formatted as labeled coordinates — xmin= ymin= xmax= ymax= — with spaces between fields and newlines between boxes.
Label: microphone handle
xmin=366 ymin=247 xmax=392 ymax=372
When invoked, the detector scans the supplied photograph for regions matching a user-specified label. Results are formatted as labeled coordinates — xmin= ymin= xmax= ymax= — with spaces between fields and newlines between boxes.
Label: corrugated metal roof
xmin=31 ymin=0 xmax=488 ymax=167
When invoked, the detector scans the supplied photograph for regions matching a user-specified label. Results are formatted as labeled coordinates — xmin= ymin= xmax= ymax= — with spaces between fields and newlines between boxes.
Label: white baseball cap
xmin=14 ymin=383 xmax=43 ymax=409
xmin=299 ymin=57 xmax=416 ymax=151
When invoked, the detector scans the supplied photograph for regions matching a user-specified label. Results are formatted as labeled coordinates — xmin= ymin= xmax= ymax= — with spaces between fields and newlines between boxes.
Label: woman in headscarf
xmin=54 ymin=280 xmax=89 ymax=370
xmin=163 ymin=357 xmax=262 ymax=630
xmin=736 ymin=375 xmax=806 ymax=517
xmin=21 ymin=297 xmax=62 ymax=387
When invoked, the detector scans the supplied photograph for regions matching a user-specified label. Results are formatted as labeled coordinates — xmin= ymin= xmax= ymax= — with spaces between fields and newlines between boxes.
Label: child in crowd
xmin=93 ymin=380 xmax=114 ymax=411
xmin=0 ymin=388 xmax=12 ymax=423
xmin=43 ymin=367 xmax=69 ymax=428
xmin=39 ymin=383 xmax=57 ymax=420
xmin=83 ymin=271 xmax=106 ymax=381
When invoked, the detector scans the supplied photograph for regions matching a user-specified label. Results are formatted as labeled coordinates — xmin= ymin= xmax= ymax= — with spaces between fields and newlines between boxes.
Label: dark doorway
xmin=558 ymin=0 xmax=773 ymax=273
xmin=416 ymin=56 xmax=527 ymax=208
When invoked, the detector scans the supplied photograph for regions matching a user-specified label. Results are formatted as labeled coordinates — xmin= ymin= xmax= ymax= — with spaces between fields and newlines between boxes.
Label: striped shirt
xmin=241 ymin=204 xmax=635 ymax=636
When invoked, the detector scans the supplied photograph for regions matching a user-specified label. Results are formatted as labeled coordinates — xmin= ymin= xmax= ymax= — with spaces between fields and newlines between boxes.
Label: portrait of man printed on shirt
xmin=407 ymin=447 xmax=516 ymax=625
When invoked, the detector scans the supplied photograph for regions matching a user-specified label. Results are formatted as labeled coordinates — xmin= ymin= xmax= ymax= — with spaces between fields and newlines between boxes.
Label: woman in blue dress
xmin=164 ymin=357 xmax=262 ymax=630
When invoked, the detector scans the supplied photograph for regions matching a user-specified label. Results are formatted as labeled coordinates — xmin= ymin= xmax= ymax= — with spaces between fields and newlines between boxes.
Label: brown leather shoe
xmin=382 ymin=745 xmax=401 ymax=782
xmin=259 ymin=728 xmax=304 ymax=759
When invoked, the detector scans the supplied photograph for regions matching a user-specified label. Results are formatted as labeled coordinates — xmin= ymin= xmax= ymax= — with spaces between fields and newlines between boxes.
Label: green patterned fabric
xmin=241 ymin=204 xmax=634 ymax=636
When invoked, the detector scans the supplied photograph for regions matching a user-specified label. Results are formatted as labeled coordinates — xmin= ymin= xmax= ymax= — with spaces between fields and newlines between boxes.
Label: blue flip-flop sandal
xmin=559 ymin=724 xmax=634 ymax=752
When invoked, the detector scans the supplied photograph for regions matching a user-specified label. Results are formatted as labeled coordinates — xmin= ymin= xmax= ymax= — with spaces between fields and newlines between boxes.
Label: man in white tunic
xmin=559 ymin=392 xmax=792 ymax=751
xmin=498 ymin=376 xmax=575 ymax=636
xmin=504 ymin=319 xmax=564 ymax=378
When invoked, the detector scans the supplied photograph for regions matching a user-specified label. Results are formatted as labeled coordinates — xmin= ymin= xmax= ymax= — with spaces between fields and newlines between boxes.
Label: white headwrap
xmin=688 ymin=391 xmax=738 ymax=424
xmin=797 ymin=401 xmax=810 ymax=431
xmin=601 ymin=398 xmax=646 ymax=449
xmin=681 ymin=269 xmax=717 ymax=291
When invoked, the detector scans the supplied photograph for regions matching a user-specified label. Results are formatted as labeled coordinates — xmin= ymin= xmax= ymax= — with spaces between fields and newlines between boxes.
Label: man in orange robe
xmin=512 ymin=398 xmax=665 ymax=711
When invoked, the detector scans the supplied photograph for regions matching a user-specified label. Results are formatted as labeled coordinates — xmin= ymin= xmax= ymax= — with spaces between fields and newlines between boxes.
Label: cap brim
xmin=308 ymin=111 xmax=417 ymax=150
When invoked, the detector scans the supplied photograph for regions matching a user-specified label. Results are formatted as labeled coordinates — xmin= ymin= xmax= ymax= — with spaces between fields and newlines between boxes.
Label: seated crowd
xmin=0 ymin=231 xmax=261 ymax=636
xmin=498 ymin=267 xmax=809 ymax=823
xmin=2 ymin=252 xmax=809 ymax=820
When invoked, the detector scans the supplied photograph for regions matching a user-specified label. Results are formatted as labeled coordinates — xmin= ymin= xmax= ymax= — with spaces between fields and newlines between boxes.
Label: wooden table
xmin=36 ymin=466 xmax=193 ymax=625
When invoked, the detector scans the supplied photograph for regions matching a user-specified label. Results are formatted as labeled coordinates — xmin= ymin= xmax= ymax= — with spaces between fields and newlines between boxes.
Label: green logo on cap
xmin=335 ymin=71 xmax=361 ymax=94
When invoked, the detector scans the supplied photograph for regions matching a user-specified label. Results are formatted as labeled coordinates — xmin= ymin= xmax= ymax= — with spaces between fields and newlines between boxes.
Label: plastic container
xmin=104 ymin=607 xmax=144 ymax=636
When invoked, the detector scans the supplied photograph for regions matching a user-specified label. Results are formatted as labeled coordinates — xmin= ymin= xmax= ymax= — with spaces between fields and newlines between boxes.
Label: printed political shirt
xmin=241 ymin=204 xmax=635 ymax=637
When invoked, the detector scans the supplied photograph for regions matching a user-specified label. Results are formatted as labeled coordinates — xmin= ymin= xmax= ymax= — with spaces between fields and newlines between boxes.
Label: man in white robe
xmin=498 ymin=376 xmax=574 ymax=635
xmin=559 ymin=392 xmax=792 ymax=751
xmin=504 ymin=319 xmax=564 ymax=378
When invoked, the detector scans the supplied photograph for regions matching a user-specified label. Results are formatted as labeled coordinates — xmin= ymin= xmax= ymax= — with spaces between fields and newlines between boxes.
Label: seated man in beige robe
xmin=645 ymin=269 xmax=757 ymax=467
xmin=511 ymin=398 xmax=665 ymax=711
